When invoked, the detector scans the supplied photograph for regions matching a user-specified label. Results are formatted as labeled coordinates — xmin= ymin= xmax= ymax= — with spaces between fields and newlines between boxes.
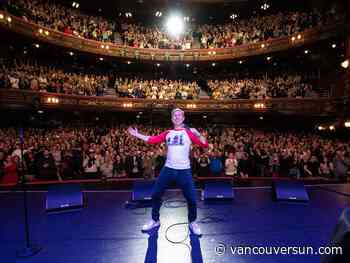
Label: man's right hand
xmin=127 ymin=127 xmax=138 ymax=137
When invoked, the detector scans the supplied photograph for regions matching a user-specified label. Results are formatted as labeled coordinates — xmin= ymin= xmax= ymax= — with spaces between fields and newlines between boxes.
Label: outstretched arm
xmin=127 ymin=127 xmax=168 ymax=144
xmin=186 ymin=128 xmax=209 ymax=148
xmin=127 ymin=127 xmax=150 ymax=142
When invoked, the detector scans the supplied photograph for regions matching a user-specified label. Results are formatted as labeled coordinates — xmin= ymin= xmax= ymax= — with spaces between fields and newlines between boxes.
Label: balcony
xmin=0 ymin=89 xmax=339 ymax=115
xmin=0 ymin=11 xmax=344 ymax=62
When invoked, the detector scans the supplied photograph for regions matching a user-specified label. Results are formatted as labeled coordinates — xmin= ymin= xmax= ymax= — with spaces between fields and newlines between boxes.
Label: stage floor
xmin=1 ymin=184 xmax=350 ymax=263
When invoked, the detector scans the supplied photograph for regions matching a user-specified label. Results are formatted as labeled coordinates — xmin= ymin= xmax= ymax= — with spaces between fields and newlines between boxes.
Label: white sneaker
xmin=189 ymin=222 xmax=202 ymax=236
xmin=141 ymin=220 xmax=160 ymax=232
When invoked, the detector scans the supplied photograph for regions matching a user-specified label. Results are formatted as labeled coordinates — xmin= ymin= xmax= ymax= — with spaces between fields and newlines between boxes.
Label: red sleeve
xmin=185 ymin=130 xmax=209 ymax=149
xmin=147 ymin=131 xmax=169 ymax=145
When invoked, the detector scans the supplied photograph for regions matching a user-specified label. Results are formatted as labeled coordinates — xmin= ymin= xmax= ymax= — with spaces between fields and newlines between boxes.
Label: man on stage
xmin=127 ymin=108 xmax=208 ymax=236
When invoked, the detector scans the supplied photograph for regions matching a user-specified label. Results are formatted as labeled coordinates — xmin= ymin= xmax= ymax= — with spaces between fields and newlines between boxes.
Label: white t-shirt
xmin=147 ymin=128 xmax=208 ymax=170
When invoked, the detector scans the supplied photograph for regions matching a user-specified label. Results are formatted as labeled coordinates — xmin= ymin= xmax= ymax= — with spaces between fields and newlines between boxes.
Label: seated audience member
xmin=225 ymin=152 xmax=238 ymax=177
xmin=36 ymin=148 xmax=57 ymax=180
xmin=83 ymin=149 xmax=100 ymax=178
xmin=1 ymin=155 xmax=19 ymax=184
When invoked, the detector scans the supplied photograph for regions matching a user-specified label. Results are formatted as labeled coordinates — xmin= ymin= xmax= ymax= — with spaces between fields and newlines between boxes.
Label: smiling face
xmin=171 ymin=109 xmax=185 ymax=128
xmin=6 ymin=155 xmax=12 ymax=162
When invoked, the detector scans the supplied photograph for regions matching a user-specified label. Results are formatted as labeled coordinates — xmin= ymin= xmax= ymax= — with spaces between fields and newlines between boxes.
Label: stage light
xmin=259 ymin=116 xmax=264 ymax=120
xmin=127 ymin=61 xmax=131 ymax=64
xmin=341 ymin=59 xmax=349 ymax=69
xmin=38 ymin=28 xmax=43 ymax=34
xmin=329 ymin=125 xmax=335 ymax=131
xmin=7 ymin=16 xmax=12 ymax=23
xmin=238 ymin=60 xmax=243 ymax=64
xmin=69 ymin=51 xmax=74 ymax=56
xmin=34 ymin=44 xmax=40 ymax=48
xmin=123 ymin=103 xmax=133 ymax=108
xmin=230 ymin=14 xmax=238 ymax=20
xmin=47 ymin=97 xmax=59 ymax=104
xmin=99 ymin=57 xmax=104 ymax=61
xmin=261 ymin=43 xmax=265 ymax=48
xmin=304 ymin=50 xmax=309 ymax=54
xmin=297 ymin=34 xmax=302 ymax=40
xmin=44 ymin=30 xmax=49 ymax=36
xmin=345 ymin=121 xmax=350 ymax=128
xmin=254 ymin=103 xmax=265 ymax=109
xmin=318 ymin=126 xmax=324 ymax=131
xmin=266 ymin=56 xmax=271 ymax=61
xmin=332 ymin=44 xmax=336 ymax=48
xmin=125 ymin=12 xmax=132 ymax=18
xmin=186 ymin=104 xmax=197 ymax=109
xmin=155 ymin=11 xmax=162 ymax=17
xmin=212 ymin=63 xmax=216 ymax=67
xmin=0 ymin=14 xmax=4 ymax=20
xmin=184 ymin=16 xmax=190 ymax=22
xmin=291 ymin=36 xmax=296 ymax=42
xmin=156 ymin=63 xmax=160 ymax=67
xmin=166 ymin=15 xmax=184 ymax=37
xmin=261 ymin=3 xmax=270 ymax=10
xmin=185 ymin=64 xmax=190 ymax=68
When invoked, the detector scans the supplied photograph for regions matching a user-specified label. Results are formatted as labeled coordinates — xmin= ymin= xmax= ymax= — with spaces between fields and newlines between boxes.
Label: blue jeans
xmin=151 ymin=166 xmax=197 ymax=222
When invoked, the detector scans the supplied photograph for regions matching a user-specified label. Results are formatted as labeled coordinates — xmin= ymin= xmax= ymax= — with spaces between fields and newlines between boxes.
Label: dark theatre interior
xmin=0 ymin=0 xmax=350 ymax=262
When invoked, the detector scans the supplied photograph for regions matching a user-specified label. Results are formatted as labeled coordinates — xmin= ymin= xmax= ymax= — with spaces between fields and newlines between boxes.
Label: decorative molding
xmin=0 ymin=89 xmax=339 ymax=115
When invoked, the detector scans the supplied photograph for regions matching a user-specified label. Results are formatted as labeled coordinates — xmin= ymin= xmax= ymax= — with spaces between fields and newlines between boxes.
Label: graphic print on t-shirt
xmin=167 ymin=134 xmax=184 ymax=146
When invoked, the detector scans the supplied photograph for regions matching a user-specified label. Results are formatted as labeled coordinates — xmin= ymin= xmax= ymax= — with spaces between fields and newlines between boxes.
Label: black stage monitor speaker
xmin=132 ymin=180 xmax=155 ymax=202
xmin=202 ymin=181 xmax=234 ymax=200
xmin=46 ymin=184 xmax=84 ymax=213
xmin=321 ymin=208 xmax=350 ymax=263
xmin=273 ymin=181 xmax=309 ymax=202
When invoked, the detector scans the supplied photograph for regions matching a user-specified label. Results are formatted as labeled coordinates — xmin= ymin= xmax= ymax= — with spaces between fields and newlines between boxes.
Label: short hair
xmin=171 ymin=108 xmax=184 ymax=117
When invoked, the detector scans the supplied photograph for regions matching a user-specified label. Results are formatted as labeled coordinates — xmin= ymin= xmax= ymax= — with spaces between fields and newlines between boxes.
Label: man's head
xmin=43 ymin=148 xmax=50 ymax=157
xmin=171 ymin=108 xmax=185 ymax=128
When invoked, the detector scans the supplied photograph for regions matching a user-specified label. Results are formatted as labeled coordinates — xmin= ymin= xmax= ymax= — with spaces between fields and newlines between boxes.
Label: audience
xmin=116 ymin=77 xmax=200 ymax=100
xmin=6 ymin=0 xmax=344 ymax=49
xmin=0 ymin=60 xmax=109 ymax=96
xmin=208 ymin=75 xmax=316 ymax=99
xmin=121 ymin=9 xmax=343 ymax=49
xmin=0 ymin=125 xmax=349 ymax=184
xmin=8 ymin=0 xmax=118 ymax=43
xmin=0 ymin=59 xmax=319 ymax=99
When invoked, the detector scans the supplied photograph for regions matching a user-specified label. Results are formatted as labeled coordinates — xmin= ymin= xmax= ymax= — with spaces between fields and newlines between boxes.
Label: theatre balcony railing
xmin=0 ymin=89 xmax=341 ymax=116
xmin=0 ymin=11 xmax=345 ymax=62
